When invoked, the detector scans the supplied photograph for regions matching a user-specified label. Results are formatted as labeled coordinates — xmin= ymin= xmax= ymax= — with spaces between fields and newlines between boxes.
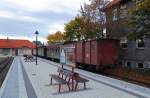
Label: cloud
xmin=48 ymin=23 xmax=65 ymax=34
xmin=0 ymin=0 xmax=90 ymax=43
xmin=0 ymin=10 xmax=14 ymax=18
xmin=0 ymin=10 xmax=42 ymax=23
xmin=5 ymin=0 xmax=90 ymax=13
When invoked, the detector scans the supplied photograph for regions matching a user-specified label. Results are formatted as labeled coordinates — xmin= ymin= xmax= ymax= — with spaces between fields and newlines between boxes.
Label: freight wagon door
xmin=84 ymin=41 xmax=91 ymax=65
xmin=76 ymin=42 xmax=84 ymax=63
xmin=102 ymin=41 xmax=118 ymax=66
xmin=91 ymin=41 xmax=98 ymax=66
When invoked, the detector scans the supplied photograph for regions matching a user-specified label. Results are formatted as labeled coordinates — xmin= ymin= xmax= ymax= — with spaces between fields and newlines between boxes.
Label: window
xmin=120 ymin=38 xmax=127 ymax=49
xmin=103 ymin=28 xmax=106 ymax=38
xmin=144 ymin=62 xmax=150 ymax=68
xmin=121 ymin=43 xmax=127 ymax=49
xmin=2 ymin=48 xmax=10 ymax=55
xmin=125 ymin=61 xmax=131 ymax=68
xmin=136 ymin=39 xmax=145 ymax=49
xmin=112 ymin=9 xmax=118 ymax=21
xmin=120 ymin=4 xmax=127 ymax=19
xmin=137 ymin=63 xmax=143 ymax=68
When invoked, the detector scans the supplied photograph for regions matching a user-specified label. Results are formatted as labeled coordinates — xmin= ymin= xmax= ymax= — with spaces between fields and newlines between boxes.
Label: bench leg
xmin=50 ymin=78 xmax=52 ymax=85
xmin=58 ymin=84 xmax=61 ymax=93
xmin=75 ymin=82 xmax=78 ymax=91
xmin=67 ymin=83 xmax=71 ymax=91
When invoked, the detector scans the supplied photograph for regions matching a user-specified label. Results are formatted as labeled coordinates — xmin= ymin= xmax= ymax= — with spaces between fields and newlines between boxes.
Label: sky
xmin=0 ymin=0 xmax=90 ymax=43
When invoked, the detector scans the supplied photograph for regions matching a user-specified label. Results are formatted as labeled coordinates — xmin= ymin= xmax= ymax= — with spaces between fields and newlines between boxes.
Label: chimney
xmin=7 ymin=37 xmax=9 ymax=40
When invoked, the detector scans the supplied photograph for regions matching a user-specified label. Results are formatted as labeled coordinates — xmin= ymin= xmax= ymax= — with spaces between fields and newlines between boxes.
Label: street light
xmin=35 ymin=30 xmax=39 ymax=65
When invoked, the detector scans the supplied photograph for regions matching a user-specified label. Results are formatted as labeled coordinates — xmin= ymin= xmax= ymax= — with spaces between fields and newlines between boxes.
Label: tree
xmin=128 ymin=0 xmax=150 ymax=40
xmin=64 ymin=0 xmax=108 ymax=41
xmin=47 ymin=31 xmax=64 ymax=44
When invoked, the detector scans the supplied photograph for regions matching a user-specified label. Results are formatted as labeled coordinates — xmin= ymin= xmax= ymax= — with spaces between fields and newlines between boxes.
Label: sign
xmin=60 ymin=49 xmax=66 ymax=64
xmin=60 ymin=46 xmax=76 ymax=67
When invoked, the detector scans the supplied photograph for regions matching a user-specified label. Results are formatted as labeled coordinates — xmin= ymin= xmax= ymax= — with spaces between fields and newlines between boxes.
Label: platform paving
xmin=0 ymin=56 xmax=149 ymax=98
xmin=21 ymin=57 xmax=147 ymax=98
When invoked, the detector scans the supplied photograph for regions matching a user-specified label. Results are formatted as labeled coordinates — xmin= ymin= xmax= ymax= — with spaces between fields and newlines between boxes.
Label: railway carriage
xmin=46 ymin=43 xmax=63 ymax=62
xmin=37 ymin=46 xmax=47 ymax=58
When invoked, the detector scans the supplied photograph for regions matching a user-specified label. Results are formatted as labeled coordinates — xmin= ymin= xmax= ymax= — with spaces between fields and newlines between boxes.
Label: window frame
xmin=136 ymin=39 xmax=145 ymax=49
xmin=125 ymin=61 xmax=131 ymax=68
xmin=136 ymin=62 xmax=144 ymax=69
xmin=112 ymin=8 xmax=118 ymax=21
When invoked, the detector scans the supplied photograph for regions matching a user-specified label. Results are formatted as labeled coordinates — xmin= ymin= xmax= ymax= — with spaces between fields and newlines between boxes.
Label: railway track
xmin=0 ymin=57 xmax=14 ymax=86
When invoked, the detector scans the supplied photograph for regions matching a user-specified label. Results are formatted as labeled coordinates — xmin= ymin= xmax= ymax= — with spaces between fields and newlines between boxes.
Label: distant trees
xmin=47 ymin=31 xmax=64 ymax=44
xmin=128 ymin=0 xmax=150 ymax=40
xmin=64 ymin=0 xmax=108 ymax=41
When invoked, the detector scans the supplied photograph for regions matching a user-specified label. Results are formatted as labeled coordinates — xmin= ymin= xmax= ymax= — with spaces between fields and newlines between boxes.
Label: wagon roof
xmin=46 ymin=42 xmax=64 ymax=48
xmin=76 ymin=38 xmax=120 ymax=43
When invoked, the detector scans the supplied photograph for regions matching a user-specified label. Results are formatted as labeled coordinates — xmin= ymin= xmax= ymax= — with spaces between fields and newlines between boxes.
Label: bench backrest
xmin=57 ymin=67 xmax=74 ymax=78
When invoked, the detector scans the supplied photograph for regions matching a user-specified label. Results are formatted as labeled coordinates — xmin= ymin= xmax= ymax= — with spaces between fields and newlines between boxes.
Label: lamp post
xmin=35 ymin=30 xmax=39 ymax=65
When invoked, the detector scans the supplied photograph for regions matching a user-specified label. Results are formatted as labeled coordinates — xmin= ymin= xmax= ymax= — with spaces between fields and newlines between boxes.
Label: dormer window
xmin=112 ymin=9 xmax=118 ymax=21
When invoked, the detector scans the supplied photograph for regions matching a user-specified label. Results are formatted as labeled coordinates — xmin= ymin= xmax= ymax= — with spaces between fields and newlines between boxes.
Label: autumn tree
xmin=80 ymin=0 xmax=109 ymax=39
xmin=47 ymin=31 xmax=64 ymax=44
xmin=128 ymin=0 xmax=150 ymax=40
xmin=64 ymin=16 xmax=83 ymax=41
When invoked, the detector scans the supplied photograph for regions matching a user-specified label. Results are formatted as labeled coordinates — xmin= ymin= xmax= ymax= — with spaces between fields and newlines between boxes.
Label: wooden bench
xmin=63 ymin=69 xmax=89 ymax=90
xmin=50 ymin=67 xmax=89 ymax=93
xmin=50 ymin=74 xmax=70 ymax=93
xmin=24 ymin=55 xmax=34 ymax=62
xmin=49 ymin=68 xmax=71 ymax=93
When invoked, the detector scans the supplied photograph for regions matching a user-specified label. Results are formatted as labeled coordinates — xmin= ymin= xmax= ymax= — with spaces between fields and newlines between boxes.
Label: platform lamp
xmin=35 ymin=30 xmax=39 ymax=65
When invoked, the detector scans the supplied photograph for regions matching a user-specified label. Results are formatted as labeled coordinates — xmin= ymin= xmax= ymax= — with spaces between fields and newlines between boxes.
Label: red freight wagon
xmin=75 ymin=39 xmax=120 ymax=71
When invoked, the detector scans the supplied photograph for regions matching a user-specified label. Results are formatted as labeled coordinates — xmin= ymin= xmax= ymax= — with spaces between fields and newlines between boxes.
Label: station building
xmin=0 ymin=38 xmax=35 ymax=57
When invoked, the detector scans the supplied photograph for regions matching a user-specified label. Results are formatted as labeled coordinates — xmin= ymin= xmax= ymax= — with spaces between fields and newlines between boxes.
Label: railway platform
xmin=0 ymin=56 xmax=149 ymax=98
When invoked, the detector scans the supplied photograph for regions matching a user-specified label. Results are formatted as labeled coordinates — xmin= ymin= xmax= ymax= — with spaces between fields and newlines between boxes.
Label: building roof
xmin=102 ymin=0 xmax=121 ymax=11
xmin=0 ymin=39 xmax=36 ymax=49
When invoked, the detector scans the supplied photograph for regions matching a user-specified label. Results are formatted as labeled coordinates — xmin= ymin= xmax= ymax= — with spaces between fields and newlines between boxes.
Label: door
xmin=15 ymin=49 xmax=18 ymax=56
